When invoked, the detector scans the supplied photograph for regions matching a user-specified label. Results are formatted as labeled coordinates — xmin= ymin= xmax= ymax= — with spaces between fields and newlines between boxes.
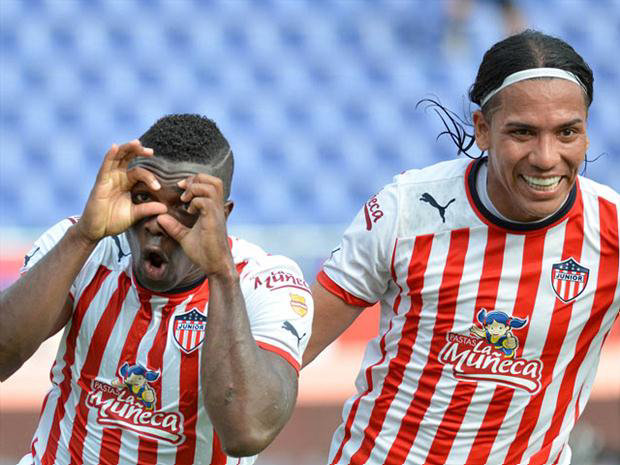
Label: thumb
xmin=157 ymin=214 xmax=190 ymax=243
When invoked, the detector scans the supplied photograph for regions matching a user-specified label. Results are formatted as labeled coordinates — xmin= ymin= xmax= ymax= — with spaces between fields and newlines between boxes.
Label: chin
xmin=136 ymin=273 xmax=175 ymax=293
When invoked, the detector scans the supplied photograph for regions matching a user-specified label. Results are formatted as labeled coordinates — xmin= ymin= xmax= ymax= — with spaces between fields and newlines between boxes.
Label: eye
xmin=511 ymin=128 xmax=533 ymax=137
xmin=132 ymin=192 xmax=152 ymax=204
xmin=559 ymin=127 xmax=577 ymax=138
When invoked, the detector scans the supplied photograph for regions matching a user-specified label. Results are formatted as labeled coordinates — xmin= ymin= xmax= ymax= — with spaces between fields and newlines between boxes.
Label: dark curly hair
xmin=139 ymin=114 xmax=234 ymax=197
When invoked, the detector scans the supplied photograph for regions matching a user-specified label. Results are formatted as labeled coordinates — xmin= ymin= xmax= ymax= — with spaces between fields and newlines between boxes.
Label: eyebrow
xmin=132 ymin=180 xmax=184 ymax=196
xmin=504 ymin=118 xmax=584 ymax=130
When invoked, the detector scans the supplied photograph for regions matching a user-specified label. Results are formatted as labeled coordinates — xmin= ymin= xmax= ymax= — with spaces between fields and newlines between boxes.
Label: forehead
xmin=129 ymin=156 xmax=214 ymax=180
xmin=494 ymin=79 xmax=588 ymax=122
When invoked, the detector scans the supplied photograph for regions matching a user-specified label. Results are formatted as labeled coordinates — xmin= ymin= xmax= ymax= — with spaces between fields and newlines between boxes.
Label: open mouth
xmin=143 ymin=249 xmax=168 ymax=280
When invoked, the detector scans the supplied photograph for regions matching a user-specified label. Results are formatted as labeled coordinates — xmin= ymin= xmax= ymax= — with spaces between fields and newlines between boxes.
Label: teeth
xmin=523 ymin=175 xmax=561 ymax=190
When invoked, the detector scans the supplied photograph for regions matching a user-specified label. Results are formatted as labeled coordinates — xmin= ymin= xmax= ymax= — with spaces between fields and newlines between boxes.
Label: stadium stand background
xmin=1 ymin=1 xmax=618 ymax=464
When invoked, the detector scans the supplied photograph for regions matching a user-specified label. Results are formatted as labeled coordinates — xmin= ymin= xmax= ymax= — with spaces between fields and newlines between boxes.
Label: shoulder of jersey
xmin=393 ymin=158 xmax=470 ymax=187
xmin=35 ymin=217 xmax=129 ymax=271
xmin=230 ymin=236 xmax=303 ymax=279
xmin=578 ymin=175 xmax=620 ymax=205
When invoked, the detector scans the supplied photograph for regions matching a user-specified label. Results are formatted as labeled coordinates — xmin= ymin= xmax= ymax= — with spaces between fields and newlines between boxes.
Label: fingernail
xmin=152 ymin=180 xmax=161 ymax=189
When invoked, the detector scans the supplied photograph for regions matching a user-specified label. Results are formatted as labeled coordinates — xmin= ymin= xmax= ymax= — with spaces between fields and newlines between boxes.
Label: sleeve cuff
xmin=256 ymin=341 xmax=300 ymax=374
xmin=317 ymin=270 xmax=375 ymax=307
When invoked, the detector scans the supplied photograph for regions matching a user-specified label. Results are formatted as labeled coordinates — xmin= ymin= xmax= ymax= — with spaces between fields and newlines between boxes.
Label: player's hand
xmin=76 ymin=140 xmax=167 ymax=243
xmin=156 ymin=174 xmax=234 ymax=277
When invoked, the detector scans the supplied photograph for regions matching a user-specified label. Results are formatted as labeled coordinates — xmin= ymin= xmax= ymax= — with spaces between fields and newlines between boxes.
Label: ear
xmin=473 ymin=110 xmax=490 ymax=151
xmin=224 ymin=201 xmax=234 ymax=219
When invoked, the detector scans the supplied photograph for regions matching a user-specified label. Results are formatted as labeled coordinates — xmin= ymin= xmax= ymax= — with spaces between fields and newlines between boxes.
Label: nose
xmin=143 ymin=215 xmax=166 ymax=237
xmin=529 ymin=133 xmax=560 ymax=171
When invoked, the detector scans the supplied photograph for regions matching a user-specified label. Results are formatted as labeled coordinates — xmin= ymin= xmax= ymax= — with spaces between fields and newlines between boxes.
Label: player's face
xmin=126 ymin=157 xmax=232 ymax=293
xmin=473 ymin=79 xmax=589 ymax=222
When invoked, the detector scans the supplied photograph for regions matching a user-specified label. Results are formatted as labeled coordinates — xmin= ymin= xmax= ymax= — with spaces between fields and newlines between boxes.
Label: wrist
xmin=68 ymin=223 xmax=101 ymax=250
xmin=206 ymin=260 xmax=239 ymax=283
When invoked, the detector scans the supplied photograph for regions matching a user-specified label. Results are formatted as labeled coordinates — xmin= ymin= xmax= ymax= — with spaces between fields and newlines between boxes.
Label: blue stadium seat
xmin=0 ymin=0 xmax=618 ymax=228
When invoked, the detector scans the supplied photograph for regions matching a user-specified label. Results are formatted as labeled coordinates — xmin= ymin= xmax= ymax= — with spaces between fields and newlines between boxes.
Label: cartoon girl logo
xmin=469 ymin=309 xmax=528 ymax=358
xmin=111 ymin=362 xmax=160 ymax=410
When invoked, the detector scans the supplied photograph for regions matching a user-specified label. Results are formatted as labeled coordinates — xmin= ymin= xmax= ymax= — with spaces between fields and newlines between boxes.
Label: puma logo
xmin=23 ymin=247 xmax=40 ymax=267
xmin=282 ymin=321 xmax=306 ymax=347
xmin=112 ymin=235 xmax=131 ymax=263
xmin=420 ymin=193 xmax=456 ymax=223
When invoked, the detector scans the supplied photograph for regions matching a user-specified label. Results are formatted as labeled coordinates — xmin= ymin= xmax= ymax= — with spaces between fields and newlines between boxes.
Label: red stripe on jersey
xmin=425 ymin=228 xmax=507 ymax=464
xmin=505 ymin=209 xmax=585 ymax=464
xmin=137 ymin=300 xmax=178 ymax=464
xmin=330 ymin=239 xmax=404 ymax=464
xmin=175 ymin=261 xmax=245 ymax=465
xmin=211 ymin=430 xmax=228 ymax=464
xmin=385 ymin=229 xmax=470 ymax=464
xmin=67 ymin=273 xmax=132 ymax=464
xmin=257 ymin=341 xmax=301 ymax=373
xmin=42 ymin=266 xmax=111 ymax=465
xmin=317 ymin=270 xmax=375 ymax=307
xmin=175 ymin=291 xmax=208 ymax=465
xmin=345 ymin=234 xmax=436 ymax=464
xmin=98 ymin=294 xmax=155 ymax=464
xmin=533 ymin=198 xmax=619 ymax=464
xmin=466 ymin=233 xmax=547 ymax=464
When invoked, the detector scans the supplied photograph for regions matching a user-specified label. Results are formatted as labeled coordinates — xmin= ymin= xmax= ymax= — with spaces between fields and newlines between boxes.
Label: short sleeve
xmin=320 ymin=182 xmax=399 ymax=306
xmin=241 ymin=257 xmax=314 ymax=373
xmin=20 ymin=217 xmax=80 ymax=276
xmin=19 ymin=216 xmax=116 ymax=301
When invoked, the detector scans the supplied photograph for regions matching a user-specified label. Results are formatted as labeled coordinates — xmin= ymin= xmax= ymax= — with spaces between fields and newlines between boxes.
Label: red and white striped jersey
xmin=18 ymin=219 xmax=313 ymax=465
xmin=319 ymin=157 xmax=619 ymax=465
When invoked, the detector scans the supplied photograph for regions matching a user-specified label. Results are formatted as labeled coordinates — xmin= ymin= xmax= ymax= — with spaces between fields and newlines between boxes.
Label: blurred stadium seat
xmin=1 ymin=2 xmax=619 ymax=464
xmin=1 ymin=0 xmax=618 ymax=228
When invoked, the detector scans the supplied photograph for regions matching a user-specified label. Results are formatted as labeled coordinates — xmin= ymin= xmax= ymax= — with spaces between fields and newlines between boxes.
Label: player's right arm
xmin=0 ymin=140 xmax=165 ymax=381
xmin=302 ymin=282 xmax=363 ymax=366
xmin=303 ymin=182 xmax=400 ymax=367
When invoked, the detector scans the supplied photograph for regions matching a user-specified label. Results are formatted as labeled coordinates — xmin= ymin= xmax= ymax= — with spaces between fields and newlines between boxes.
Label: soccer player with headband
xmin=304 ymin=29 xmax=618 ymax=465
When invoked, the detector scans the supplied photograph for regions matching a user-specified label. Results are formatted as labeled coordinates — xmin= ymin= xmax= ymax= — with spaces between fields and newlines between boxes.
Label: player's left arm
xmin=157 ymin=173 xmax=298 ymax=457
xmin=202 ymin=271 xmax=299 ymax=457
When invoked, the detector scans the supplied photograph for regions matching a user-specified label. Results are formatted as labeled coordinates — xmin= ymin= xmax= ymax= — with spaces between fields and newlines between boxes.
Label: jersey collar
xmin=465 ymin=156 xmax=579 ymax=233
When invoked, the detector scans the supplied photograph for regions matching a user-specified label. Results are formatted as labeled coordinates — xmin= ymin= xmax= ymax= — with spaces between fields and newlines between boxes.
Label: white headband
xmin=480 ymin=67 xmax=587 ymax=107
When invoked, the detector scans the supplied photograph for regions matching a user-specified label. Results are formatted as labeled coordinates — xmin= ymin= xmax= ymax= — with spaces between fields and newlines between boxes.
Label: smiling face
xmin=473 ymin=78 xmax=589 ymax=222
xmin=126 ymin=157 xmax=233 ymax=293
xmin=125 ymin=373 xmax=147 ymax=387
xmin=486 ymin=320 xmax=509 ymax=337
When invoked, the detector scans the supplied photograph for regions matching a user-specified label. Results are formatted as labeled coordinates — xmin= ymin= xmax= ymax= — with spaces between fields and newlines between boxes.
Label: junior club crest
xmin=173 ymin=308 xmax=207 ymax=354
xmin=551 ymin=258 xmax=589 ymax=303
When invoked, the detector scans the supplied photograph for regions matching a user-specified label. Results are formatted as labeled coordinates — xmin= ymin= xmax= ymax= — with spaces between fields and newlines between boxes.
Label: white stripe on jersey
xmin=323 ymin=158 xmax=619 ymax=464
xmin=21 ymin=220 xmax=313 ymax=465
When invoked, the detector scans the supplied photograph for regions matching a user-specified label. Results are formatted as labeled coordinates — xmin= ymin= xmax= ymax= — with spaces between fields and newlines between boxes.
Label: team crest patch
xmin=173 ymin=308 xmax=207 ymax=354
xmin=551 ymin=257 xmax=589 ymax=302
xmin=290 ymin=293 xmax=308 ymax=317
xmin=438 ymin=308 xmax=543 ymax=394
